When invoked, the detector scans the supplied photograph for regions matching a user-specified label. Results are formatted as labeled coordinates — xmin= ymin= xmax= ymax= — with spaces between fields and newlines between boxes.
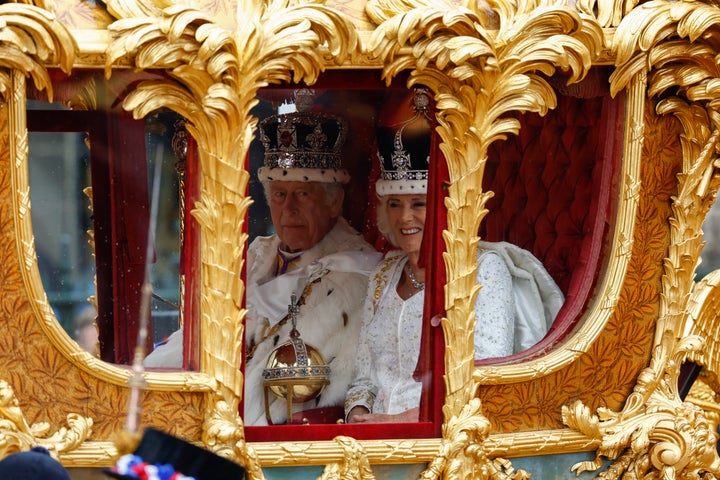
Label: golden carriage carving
xmin=1 ymin=0 xmax=720 ymax=479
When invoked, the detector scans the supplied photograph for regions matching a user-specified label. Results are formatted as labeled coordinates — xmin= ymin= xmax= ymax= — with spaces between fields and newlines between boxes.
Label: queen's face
xmin=385 ymin=194 xmax=427 ymax=256
xmin=268 ymin=181 xmax=342 ymax=252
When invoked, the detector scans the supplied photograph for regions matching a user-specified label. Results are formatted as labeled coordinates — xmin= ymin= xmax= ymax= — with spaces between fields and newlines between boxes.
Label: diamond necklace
xmin=406 ymin=263 xmax=425 ymax=290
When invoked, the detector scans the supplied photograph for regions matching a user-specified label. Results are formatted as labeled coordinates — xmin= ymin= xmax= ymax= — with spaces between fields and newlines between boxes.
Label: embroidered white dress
xmin=345 ymin=252 xmax=424 ymax=415
xmin=345 ymin=249 xmax=516 ymax=416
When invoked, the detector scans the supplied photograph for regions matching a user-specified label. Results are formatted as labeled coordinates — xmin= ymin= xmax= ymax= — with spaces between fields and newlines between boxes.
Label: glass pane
xmin=246 ymin=88 xmax=371 ymax=426
xmin=28 ymin=130 xmax=97 ymax=352
xmin=144 ymin=112 xmax=182 ymax=351
xmin=27 ymin=104 xmax=184 ymax=363
xmin=243 ymin=86 xmax=435 ymax=430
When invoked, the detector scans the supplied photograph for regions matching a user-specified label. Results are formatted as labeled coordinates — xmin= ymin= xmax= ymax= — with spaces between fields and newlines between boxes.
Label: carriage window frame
xmin=242 ymin=75 xmax=444 ymax=441
xmin=26 ymin=105 xmax=186 ymax=366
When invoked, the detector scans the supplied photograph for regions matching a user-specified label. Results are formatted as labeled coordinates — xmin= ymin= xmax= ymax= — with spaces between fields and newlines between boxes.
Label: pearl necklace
xmin=406 ymin=264 xmax=425 ymax=290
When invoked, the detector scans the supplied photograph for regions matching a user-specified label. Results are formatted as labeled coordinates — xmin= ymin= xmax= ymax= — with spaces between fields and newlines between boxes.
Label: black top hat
xmin=258 ymin=89 xmax=350 ymax=184
xmin=103 ymin=428 xmax=246 ymax=480
xmin=375 ymin=87 xmax=433 ymax=196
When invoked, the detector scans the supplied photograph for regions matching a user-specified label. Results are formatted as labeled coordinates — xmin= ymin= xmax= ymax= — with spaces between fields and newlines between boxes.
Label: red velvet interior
xmin=476 ymin=73 xmax=623 ymax=364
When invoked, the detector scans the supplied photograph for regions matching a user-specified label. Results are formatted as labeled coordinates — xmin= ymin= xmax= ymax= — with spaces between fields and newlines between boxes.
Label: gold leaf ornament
xmin=563 ymin=334 xmax=720 ymax=478
xmin=319 ymin=436 xmax=376 ymax=480
xmin=0 ymin=380 xmax=92 ymax=458
xmin=422 ymin=398 xmax=529 ymax=480
xmin=0 ymin=3 xmax=76 ymax=100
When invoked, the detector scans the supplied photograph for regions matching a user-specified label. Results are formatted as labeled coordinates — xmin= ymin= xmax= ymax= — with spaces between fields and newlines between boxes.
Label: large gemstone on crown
xmin=278 ymin=152 xmax=295 ymax=168
xmin=263 ymin=337 xmax=330 ymax=403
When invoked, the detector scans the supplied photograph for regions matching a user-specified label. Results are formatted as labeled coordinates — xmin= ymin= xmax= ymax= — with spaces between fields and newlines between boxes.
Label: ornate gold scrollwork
xmin=0 ymin=2 xmax=76 ymax=101
xmin=103 ymin=0 xmax=359 ymax=466
xmin=319 ymin=436 xmax=376 ymax=480
xmin=365 ymin=0 xmax=602 ymax=476
xmin=0 ymin=380 xmax=92 ymax=459
xmin=559 ymin=0 xmax=720 ymax=477
xmin=202 ymin=399 xmax=265 ymax=480
xmin=563 ymin=333 xmax=720 ymax=478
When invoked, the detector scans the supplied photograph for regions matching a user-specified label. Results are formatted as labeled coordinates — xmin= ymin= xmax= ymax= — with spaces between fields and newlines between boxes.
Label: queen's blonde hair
xmin=375 ymin=195 xmax=397 ymax=246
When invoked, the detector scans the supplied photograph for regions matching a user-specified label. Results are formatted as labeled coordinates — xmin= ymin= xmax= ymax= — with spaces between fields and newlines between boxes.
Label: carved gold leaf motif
xmin=103 ymin=0 xmax=359 ymax=470
xmin=0 ymin=3 xmax=76 ymax=100
xmin=319 ymin=436 xmax=376 ymax=480
xmin=563 ymin=334 xmax=720 ymax=478
xmin=0 ymin=380 xmax=92 ymax=458
xmin=561 ymin=3 xmax=720 ymax=465
xmin=2 ymin=0 xmax=720 ymax=477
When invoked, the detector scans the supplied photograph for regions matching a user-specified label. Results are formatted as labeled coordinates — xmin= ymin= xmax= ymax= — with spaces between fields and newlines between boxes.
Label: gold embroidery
xmin=372 ymin=256 xmax=397 ymax=313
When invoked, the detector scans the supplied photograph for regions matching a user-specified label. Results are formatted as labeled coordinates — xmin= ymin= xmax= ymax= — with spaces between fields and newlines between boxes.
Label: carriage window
xmin=28 ymin=125 xmax=95 ymax=343
xmin=477 ymin=80 xmax=621 ymax=364
xmin=27 ymin=99 xmax=185 ymax=365
xmin=242 ymin=79 xmax=442 ymax=440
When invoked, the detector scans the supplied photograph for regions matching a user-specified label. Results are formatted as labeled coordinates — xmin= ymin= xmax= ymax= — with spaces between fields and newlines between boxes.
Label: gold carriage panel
xmin=0 ymin=0 xmax=719 ymax=478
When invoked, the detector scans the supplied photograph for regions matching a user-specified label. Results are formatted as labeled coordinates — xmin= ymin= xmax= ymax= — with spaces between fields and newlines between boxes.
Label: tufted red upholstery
xmin=477 ymin=79 xmax=623 ymax=363
xmin=483 ymin=97 xmax=604 ymax=293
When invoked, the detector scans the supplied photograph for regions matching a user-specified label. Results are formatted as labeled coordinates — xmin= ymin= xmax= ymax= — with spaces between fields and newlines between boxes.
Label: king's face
xmin=267 ymin=181 xmax=340 ymax=253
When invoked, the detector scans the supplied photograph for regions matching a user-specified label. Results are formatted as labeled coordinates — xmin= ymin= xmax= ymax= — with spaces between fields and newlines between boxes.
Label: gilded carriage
xmin=1 ymin=0 xmax=720 ymax=478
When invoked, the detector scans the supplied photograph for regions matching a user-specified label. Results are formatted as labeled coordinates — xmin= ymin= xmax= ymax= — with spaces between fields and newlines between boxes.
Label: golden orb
xmin=263 ymin=337 xmax=330 ymax=403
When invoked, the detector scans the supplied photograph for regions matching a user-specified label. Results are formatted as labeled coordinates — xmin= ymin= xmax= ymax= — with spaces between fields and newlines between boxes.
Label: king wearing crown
xmin=243 ymin=89 xmax=381 ymax=425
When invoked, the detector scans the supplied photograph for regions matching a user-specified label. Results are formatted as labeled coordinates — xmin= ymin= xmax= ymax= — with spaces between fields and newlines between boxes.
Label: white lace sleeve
xmin=344 ymin=305 xmax=377 ymax=415
xmin=344 ymin=262 xmax=385 ymax=416
xmin=474 ymin=251 xmax=514 ymax=360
